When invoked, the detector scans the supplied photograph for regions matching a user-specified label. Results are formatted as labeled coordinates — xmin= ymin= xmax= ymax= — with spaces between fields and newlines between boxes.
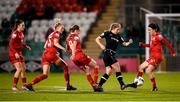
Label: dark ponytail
xmin=69 ymin=25 xmax=80 ymax=32
xmin=148 ymin=23 xmax=160 ymax=32
xmin=12 ymin=20 xmax=24 ymax=32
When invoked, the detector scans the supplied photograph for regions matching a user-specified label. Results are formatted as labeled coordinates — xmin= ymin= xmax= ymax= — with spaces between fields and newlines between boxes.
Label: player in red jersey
xmin=66 ymin=25 xmax=100 ymax=91
xmin=125 ymin=23 xmax=175 ymax=91
xmin=25 ymin=19 xmax=76 ymax=91
xmin=9 ymin=20 xmax=31 ymax=91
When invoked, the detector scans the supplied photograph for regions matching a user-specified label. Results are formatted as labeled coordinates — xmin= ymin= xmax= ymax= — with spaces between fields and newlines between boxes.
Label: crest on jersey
xmin=74 ymin=36 xmax=79 ymax=40
xmin=55 ymin=33 xmax=60 ymax=38
xmin=12 ymin=33 xmax=16 ymax=39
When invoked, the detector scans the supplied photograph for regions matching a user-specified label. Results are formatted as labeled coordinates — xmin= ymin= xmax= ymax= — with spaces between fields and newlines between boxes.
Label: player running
xmin=125 ymin=23 xmax=175 ymax=91
xmin=95 ymin=23 xmax=133 ymax=92
xmin=9 ymin=20 xmax=31 ymax=91
xmin=66 ymin=25 xmax=100 ymax=92
xmin=25 ymin=18 xmax=76 ymax=91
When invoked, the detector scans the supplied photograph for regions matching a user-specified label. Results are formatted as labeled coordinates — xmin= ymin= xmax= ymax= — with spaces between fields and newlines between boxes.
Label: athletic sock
xmin=150 ymin=77 xmax=157 ymax=87
xmin=13 ymin=77 xmax=19 ymax=87
xmin=64 ymin=66 xmax=70 ymax=87
xmin=22 ymin=77 xmax=27 ymax=86
xmin=116 ymin=72 xmax=125 ymax=86
xmin=87 ymin=74 xmax=94 ymax=86
xmin=30 ymin=74 xmax=48 ymax=85
xmin=137 ymin=71 xmax=143 ymax=77
xmin=99 ymin=73 xmax=109 ymax=86
xmin=93 ymin=67 xmax=99 ymax=83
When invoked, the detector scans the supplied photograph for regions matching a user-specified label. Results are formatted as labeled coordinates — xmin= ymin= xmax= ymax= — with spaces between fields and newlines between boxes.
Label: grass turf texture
xmin=0 ymin=72 xmax=180 ymax=101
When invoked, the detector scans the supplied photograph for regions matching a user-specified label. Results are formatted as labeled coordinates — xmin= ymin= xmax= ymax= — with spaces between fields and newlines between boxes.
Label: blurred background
xmin=0 ymin=0 xmax=179 ymax=73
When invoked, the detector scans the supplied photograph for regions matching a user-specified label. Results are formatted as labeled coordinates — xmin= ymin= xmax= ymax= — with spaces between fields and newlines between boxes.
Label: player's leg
xmin=98 ymin=66 xmax=112 ymax=87
xmin=136 ymin=61 xmax=149 ymax=78
xmin=85 ymin=67 xmax=95 ymax=86
xmin=87 ymin=58 xmax=99 ymax=83
xmin=55 ymin=58 xmax=77 ymax=90
xmin=123 ymin=61 xmax=149 ymax=89
xmin=12 ymin=62 xmax=22 ymax=91
xmin=21 ymin=62 xmax=27 ymax=90
xmin=111 ymin=62 xmax=126 ymax=90
xmin=146 ymin=65 xmax=158 ymax=91
xmin=26 ymin=64 xmax=49 ymax=91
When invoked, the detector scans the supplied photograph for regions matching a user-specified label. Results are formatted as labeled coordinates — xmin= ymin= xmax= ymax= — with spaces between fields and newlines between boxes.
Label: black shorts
xmin=103 ymin=49 xmax=117 ymax=67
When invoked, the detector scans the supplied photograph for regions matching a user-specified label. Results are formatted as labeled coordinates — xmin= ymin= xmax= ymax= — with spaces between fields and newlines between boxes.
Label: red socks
xmin=150 ymin=77 xmax=157 ymax=87
xmin=94 ymin=68 xmax=98 ymax=83
xmin=137 ymin=71 xmax=143 ymax=77
xmin=13 ymin=77 xmax=19 ymax=87
xmin=22 ymin=77 xmax=27 ymax=86
xmin=87 ymin=74 xmax=94 ymax=86
xmin=30 ymin=74 xmax=48 ymax=85
xmin=64 ymin=66 xmax=70 ymax=86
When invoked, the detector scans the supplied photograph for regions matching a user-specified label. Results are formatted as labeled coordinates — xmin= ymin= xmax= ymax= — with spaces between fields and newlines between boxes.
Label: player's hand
xmin=100 ymin=45 xmax=105 ymax=50
xmin=15 ymin=53 xmax=20 ymax=59
xmin=26 ymin=45 xmax=31 ymax=51
xmin=139 ymin=42 xmax=143 ymax=46
xmin=129 ymin=39 xmax=133 ymax=44
xmin=172 ymin=53 xmax=176 ymax=57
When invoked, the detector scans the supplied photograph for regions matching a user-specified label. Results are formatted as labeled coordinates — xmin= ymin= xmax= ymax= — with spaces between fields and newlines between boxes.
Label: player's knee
xmin=16 ymin=68 xmax=22 ymax=73
xmin=146 ymin=69 xmax=152 ymax=75
xmin=95 ymin=65 xmax=99 ymax=69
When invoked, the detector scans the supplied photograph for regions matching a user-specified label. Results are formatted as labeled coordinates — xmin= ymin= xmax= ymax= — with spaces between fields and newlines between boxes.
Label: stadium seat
xmin=40 ymin=19 xmax=49 ymax=26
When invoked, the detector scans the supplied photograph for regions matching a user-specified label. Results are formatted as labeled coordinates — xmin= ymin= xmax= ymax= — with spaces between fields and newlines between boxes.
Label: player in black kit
xmin=95 ymin=23 xmax=133 ymax=92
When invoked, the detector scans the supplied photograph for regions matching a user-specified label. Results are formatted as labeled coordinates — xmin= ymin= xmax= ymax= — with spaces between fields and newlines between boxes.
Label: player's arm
xmin=122 ymin=38 xmax=133 ymax=46
xmin=54 ymin=38 xmax=66 ymax=52
xmin=22 ymin=44 xmax=31 ymax=50
xmin=44 ymin=40 xmax=48 ymax=49
xmin=161 ymin=37 xmax=175 ymax=56
xmin=139 ymin=42 xmax=150 ymax=47
xmin=69 ymin=40 xmax=77 ymax=59
xmin=95 ymin=36 xmax=105 ymax=50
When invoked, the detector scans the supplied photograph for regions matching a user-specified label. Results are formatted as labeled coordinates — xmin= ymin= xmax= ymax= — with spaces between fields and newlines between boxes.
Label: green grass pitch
xmin=0 ymin=72 xmax=180 ymax=101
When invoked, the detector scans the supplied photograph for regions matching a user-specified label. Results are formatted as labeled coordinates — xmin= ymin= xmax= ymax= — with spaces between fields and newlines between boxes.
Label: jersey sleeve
xmin=140 ymin=42 xmax=150 ymax=47
xmin=100 ymin=31 xmax=108 ymax=38
xmin=159 ymin=35 xmax=175 ymax=56
xmin=118 ymin=36 xmax=125 ymax=44
xmin=54 ymin=33 xmax=60 ymax=39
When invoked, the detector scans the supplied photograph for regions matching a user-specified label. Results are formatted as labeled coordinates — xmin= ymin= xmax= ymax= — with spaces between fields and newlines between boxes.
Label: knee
xmin=16 ymin=68 xmax=22 ymax=73
xmin=95 ymin=64 xmax=99 ymax=69
xmin=146 ymin=69 xmax=152 ymax=75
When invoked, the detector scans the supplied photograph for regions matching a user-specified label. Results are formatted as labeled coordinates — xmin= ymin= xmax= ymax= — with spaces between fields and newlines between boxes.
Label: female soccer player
xmin=25 ymin=19 xmax=76 ymax=91
xmin=126 ymin=23 xmax=175 ymax=91
xmin=66 ymin=25 xmax=99 ymax=91
xmin=9 ymin=20 xmax=31 ymax=91
xmin=95 ymin=23 xmax=133 ymax=91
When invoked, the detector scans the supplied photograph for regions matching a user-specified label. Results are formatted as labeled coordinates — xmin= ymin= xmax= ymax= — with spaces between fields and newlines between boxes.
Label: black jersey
xmin=100 ymin=31 xmax=124 ymax=52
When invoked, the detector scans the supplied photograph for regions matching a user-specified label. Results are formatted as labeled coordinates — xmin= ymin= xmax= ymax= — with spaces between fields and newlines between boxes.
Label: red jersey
xmin=66 ymin=33 xmax=83 ymax=54
xmin=9 ymin=30 xmax=26 ymax=53
xmin=41 ymin=31 xmax=61 ymax=65
xmin=45 ymin=31 xmax=61 ymax=52
xmin=66 ymin=33 xmax=91 ymax=68
xmin=141 ymin=33 xmax=175 ymax=59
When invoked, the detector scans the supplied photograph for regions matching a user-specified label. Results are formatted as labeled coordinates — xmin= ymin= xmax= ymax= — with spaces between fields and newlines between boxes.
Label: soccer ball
xmin=134 ymin=77 xmax=144 ymax=86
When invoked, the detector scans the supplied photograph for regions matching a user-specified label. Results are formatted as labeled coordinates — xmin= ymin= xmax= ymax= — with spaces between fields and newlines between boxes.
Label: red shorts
xmin=9 ymin=51 xmax=25 ymax=64
xmin=146 ymin=57 xmax=162 ymax=68
xmin=72 ymin=52 xmax=91 ymax=69
xmin=41 ymin=49 xmax=60 ymax=65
